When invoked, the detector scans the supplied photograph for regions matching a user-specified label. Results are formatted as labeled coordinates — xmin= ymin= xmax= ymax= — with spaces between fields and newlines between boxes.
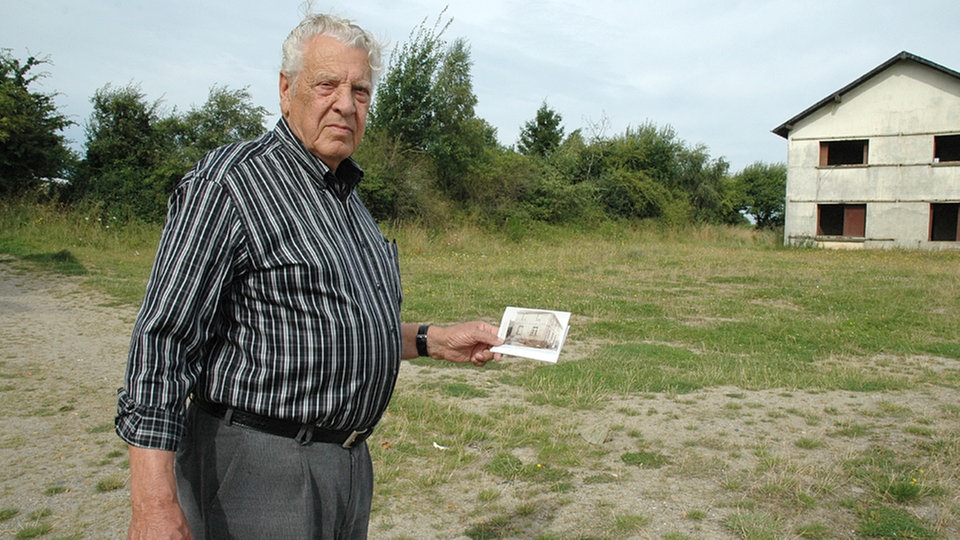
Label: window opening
xmin=818 ymin=204 xmax=866 ymax=237
xmin=930 ymin=203 xmax=960 ymax=241
xmin=934 ymin=135 xmax=960 ymax=163
xmin=819 ymin=140 xmax=868 ymax=166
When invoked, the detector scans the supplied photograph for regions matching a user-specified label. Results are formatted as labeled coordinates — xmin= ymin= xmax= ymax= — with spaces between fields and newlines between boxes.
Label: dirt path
xmin=0 ymin=258 xmax=132 ymax=538
xmin=1 ymin=256 xmax=958 ymax=539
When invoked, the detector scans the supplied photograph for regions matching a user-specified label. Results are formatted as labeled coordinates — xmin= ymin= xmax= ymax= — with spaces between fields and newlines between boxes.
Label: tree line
xmin=0 ymin=17 xmax=785 ymax=229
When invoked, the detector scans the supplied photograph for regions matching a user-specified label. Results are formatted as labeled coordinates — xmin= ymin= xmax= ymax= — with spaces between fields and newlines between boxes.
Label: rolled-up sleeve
xmin=115 ymin=175 xmax=244 ymax=450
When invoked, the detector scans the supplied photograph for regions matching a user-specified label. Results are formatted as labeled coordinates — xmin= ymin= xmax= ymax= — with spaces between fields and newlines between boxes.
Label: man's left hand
xmin=426 ymin=322 xmax=503 ymax=366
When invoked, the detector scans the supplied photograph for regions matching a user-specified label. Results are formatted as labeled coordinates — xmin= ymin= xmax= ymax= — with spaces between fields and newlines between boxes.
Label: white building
xmin=773 ymin=51 xmax=960 ymax=250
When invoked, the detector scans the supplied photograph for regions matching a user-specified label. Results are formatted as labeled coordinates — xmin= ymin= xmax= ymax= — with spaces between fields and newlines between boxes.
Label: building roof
xmin=772 ymin=51 xmax=960 ymax=139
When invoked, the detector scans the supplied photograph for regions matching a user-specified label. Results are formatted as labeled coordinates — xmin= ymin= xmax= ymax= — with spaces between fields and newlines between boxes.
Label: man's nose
xmin=332 ymin=84 xmax=356 ymax=115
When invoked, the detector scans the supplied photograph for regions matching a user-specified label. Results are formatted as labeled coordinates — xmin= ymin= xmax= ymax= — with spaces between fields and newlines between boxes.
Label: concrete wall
xmin=783 ymin=61 xmax=960 ymax=249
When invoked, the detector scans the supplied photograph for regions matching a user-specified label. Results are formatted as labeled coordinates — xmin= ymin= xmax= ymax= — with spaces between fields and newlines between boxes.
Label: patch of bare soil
xmin=374 ymin=367 xmax=959 ymax=539
xmin=0 ymin=258 xmax=132 ymax=538
xmin=1 ymin=257 xmax=958 ymax=539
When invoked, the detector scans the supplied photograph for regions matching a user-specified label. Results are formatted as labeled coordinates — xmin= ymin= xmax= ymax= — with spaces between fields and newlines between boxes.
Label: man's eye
xmin=354 ymin=88 xmax=371 ymax=102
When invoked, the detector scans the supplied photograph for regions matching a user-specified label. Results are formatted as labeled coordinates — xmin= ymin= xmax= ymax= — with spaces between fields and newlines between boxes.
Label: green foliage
xmin=0 ymin=50 xmax=74 ymax=197
xmin=177 ymin=85 xmax=268 ymax=157
xmin=596 ymin=167 xmax=674 ymax=220
xmin=354 ymin=130 xmax=448 ymax=223
xmin=368 ymin=11 xmax=451 ymax=151
xmin=431 ymin=37 xmax=488 ymax=201
xmin=366 ymin=11 xmax=502 ymax=210
xmin=69 ymin=84 xmax=266 ymax=222
xmin=518 ymin=172 xmax=601 ymax=225
xmin=517 ymin=101 xmax=564 ymax=157
xmin=621 ymin=450 xmax=670 ymax=468
xmin=856 ymin=505 xmax=935 ymax=539
xmin=734 ymin=161 xmax=787 ymax=228
xmin=578 ymin=123 xmax=735 ymax=225
xmin=3 ymin=27 xmax=772 ymax=232
xmin=68 ymin=84 xmax=164 ymax=219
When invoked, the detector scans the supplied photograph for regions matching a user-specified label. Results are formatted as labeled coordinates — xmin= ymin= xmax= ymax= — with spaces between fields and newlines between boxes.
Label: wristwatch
xmin=416 ymin=324 xmax=430 ymax=357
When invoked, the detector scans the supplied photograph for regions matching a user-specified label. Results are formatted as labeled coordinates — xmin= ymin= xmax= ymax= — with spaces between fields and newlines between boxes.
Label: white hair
xmin=281 ymin=13 xmax=383 ymax=85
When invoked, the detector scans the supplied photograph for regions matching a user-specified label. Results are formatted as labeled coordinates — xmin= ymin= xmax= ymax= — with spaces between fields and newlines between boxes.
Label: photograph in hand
xmin=490 ymin=306 xmax=571 ymax=363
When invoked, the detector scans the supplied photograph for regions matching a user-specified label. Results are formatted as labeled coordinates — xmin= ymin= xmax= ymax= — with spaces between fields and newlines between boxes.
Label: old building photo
xmin=503 ymin=310 xmax=565 ymax=351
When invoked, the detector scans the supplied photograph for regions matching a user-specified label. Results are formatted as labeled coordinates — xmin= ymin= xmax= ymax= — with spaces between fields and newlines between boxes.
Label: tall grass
xmin=0 ymin=200 xmax=159 ymax=302
xmin=390 ymin=219 xmax=959 ymax=397
xmin=4 ymin=199 xmax=959 ymax=392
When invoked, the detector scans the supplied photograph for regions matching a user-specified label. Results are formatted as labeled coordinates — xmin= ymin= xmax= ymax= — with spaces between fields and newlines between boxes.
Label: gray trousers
xmin=176 ymin=403 xmax=373 ymax=539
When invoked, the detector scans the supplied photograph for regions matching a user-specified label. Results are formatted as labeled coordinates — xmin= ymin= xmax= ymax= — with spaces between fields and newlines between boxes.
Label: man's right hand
xmin=127 ymin=446 xmax=194 ymax=539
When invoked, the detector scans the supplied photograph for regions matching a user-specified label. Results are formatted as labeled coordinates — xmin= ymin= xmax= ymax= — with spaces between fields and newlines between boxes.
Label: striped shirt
xmin=115 ymin=118 xmax=403 ymax=451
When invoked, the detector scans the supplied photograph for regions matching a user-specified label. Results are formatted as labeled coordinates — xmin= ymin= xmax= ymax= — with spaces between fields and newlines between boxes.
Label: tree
xmin=735 ymin=161 xmax=787 ymax=228
xmin=156 ymin=85 xmax=268 ymax=192
xmin=72 ymin=84 xmax=267 ymax=221
xmin=69 ymin=83 xmax=162 ymax=217
xmin=517 ymin=101 xmax=564 ymax=157
xmin=368 ymin=11 xmax=451 ymax=151
xmin=82 ymin=84 xmax=159 ymax=172
xmin=0 ymin=51 xmax=73 ymax=197
xmin=675 ymin=144 xmax=731 ymax=224
xmin=365 ymin=11 xmax=498 ymax=208
xmin=430 ymin=38 xmax=494 ymax=201
xmin=176 ymin=85 xmax=268 ymax=161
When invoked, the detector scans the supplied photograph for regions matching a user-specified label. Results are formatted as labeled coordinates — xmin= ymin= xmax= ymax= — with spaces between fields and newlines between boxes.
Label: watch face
xmin=416 ymin=325 xmax=429 ymax=357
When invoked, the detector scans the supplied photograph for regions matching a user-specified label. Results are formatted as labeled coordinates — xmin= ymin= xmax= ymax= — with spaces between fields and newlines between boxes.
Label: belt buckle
xmin=341 ymin=429 xmax=367 ymax=449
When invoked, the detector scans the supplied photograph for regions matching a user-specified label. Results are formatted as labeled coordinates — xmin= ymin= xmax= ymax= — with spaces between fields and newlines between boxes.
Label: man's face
xmin=279 ymin=35 xmax=372 ymax=171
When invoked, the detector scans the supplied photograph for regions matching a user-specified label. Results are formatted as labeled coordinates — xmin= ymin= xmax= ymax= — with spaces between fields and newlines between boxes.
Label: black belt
xmin=192 ymin=398 xmax=371 ymax=448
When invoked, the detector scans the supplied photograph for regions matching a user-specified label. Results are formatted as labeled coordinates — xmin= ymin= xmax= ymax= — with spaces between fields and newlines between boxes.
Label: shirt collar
xmin=274 ymin=117 xmax=364 ymax=202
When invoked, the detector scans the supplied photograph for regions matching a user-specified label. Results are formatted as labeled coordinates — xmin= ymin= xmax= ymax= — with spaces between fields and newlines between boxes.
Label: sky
xmin=3 ymin=0 xmax=959 ymax=173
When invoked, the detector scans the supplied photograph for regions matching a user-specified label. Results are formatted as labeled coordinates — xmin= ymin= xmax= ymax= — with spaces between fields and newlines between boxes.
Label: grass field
xmin=2 ymin=200 xmax=959 ymax=538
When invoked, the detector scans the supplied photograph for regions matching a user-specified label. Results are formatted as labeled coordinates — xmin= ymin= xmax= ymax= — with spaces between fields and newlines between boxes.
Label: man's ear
xmin=278 ymin=72 xmax=292 ymax=117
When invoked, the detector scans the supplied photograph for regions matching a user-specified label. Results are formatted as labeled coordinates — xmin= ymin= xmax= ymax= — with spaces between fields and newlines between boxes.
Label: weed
xmin=86 ymin=423 xmax=114 ymax=434
xmin=26 ymin=509 xmax=51 ymax=520
xmin=725 ymin=511 xmax=780 ymax=539
xmin=795 ymin=437 xmax=824 ymax=450
xmin=905 ymin=425 xmax=936 ymax=437
xmin=621 ymin=450 xmax=669 ymax=469
xmin=795 ymin=522 xmax=831 ymax=539
xmin=15 ymin=523 xmax=52 ymax=539
xmin=463 ymin=514 xmax=516 ymax=539
xmin=830 ymin=422 xmax=872 ymax=438
xmin=613 ymin=513 xmax=649 ymax=533
xmin=95 ymin=476 xmax=126 ymax=492
xmin=462 ymin=500 xmax=553 ymax=540
xmin=583 ymin=472 xmax=619 ymax=484
xmin=477 ymin=488 xmax=499 ymax=503
xmin=856 ymin=505 xmax=935 ymax=539
xmin=484 ymin=452 xmax=524 ymax=480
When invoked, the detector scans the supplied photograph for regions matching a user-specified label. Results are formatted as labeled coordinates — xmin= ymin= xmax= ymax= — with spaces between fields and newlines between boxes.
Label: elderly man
xmin=116 ymin=12 xmax=502 ymax=539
